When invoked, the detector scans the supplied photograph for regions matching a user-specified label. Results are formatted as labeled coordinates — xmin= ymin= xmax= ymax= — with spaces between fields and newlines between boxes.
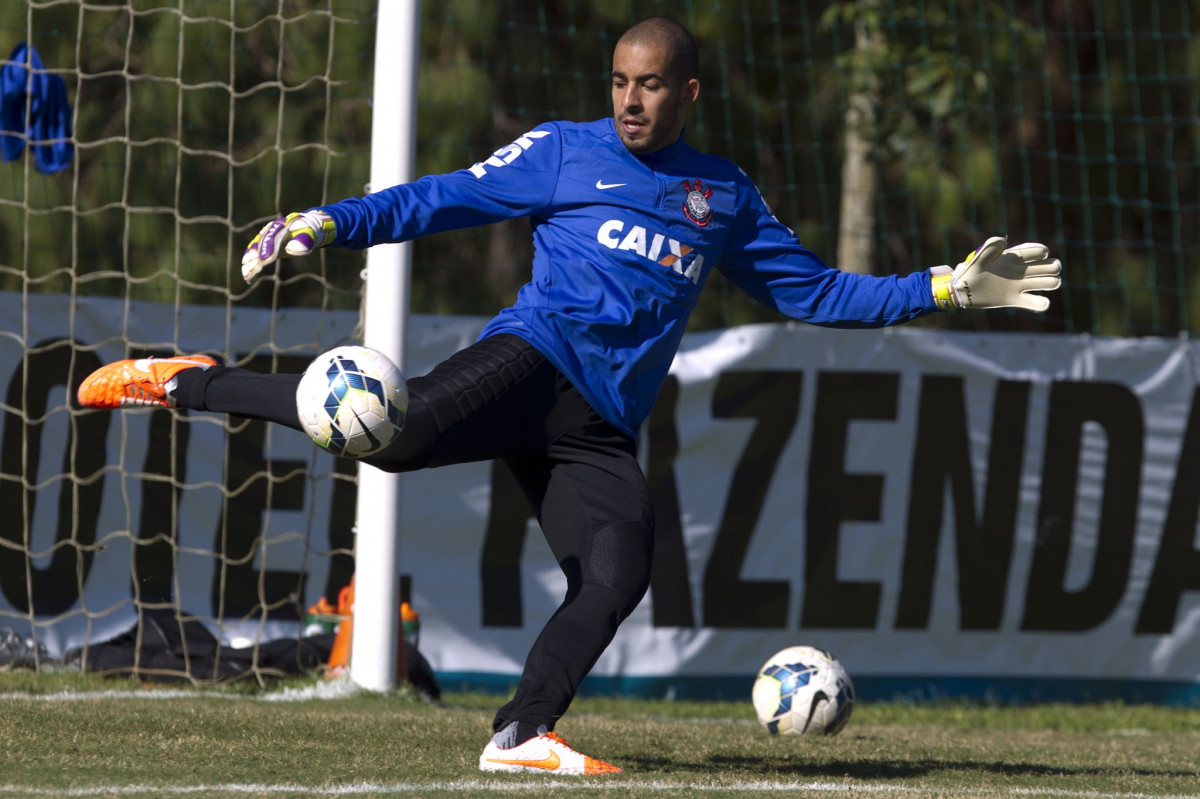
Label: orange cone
xmin=324 ymin=577 xmax=412 ymax=684
xmin=326 ymin=577 xmax=355 ymax=678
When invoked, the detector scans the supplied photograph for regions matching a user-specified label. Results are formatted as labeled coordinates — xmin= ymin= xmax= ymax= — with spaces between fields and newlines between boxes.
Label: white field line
xmin=5 ymin=691 xmax=1196 ymax=796
xmin=0 ymin=679 xmax=360 ymax=703
xmin=2 ymin=690 xmax=1193 ymax=736
xmin=1 ymin=782 xmax=1198 ymax=797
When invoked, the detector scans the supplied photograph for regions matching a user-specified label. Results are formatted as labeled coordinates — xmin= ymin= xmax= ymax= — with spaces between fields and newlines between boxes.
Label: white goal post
xmin=352 ymin=0 xmax=420 ymax=693
xmin=0 ymin=0 xmax=416 ymax=682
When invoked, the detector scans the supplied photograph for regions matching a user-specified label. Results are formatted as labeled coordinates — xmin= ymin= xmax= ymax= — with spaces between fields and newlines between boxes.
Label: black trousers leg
xmin=174 ymin=369 xmax=306 ymax=430
xmin=173 ymin=334 xmax=567 ymax=470
xmin=491 ymin=423 xmax=654 ymax=733
xmin=172 ymin=334 xmax=655 ymax=733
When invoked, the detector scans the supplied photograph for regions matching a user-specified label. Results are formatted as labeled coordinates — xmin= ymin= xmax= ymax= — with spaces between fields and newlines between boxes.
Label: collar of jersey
xmin=603 ymin=117 xmax=690 ymax=164
xmin=637 ymin=130 xmax=689 ymax=164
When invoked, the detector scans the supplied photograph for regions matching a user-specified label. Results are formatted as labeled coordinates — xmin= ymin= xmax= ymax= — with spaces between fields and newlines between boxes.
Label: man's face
xmin=611 ymin=41 xmax=699 ymax=155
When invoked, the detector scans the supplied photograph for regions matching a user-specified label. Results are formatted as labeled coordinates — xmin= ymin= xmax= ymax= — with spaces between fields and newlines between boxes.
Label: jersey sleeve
xmin=318 ymin=125 xmax=564 ymax=249
xmin=718 ymin=173 xmax=939 ymax=328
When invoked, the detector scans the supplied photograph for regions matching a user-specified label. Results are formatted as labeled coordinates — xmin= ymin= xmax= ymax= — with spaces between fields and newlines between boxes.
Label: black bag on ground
xmin=68 ymin=607 xmax=440 ymax=699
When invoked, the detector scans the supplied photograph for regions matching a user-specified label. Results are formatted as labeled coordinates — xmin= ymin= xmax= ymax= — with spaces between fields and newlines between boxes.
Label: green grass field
xmin=2 ymin=671 xmax=1198 ymax=798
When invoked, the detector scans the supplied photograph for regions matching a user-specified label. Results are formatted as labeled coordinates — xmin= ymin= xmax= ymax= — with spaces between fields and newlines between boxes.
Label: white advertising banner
xmin=2 ymin=293 xmax=1199 ymax=702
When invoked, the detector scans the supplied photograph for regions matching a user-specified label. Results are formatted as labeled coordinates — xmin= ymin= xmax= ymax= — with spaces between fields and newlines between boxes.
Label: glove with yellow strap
xmin=241 ymin=209 xmax=336 ymax=284
xmin=930 ymin=237 xmax=1062 ymax=312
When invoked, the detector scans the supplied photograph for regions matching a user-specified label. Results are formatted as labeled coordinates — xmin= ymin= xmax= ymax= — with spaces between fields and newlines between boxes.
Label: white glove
xmin=241 ymin=209 xmax=335 ymax=284
xmin=930 ymin=237 xmax=1062 ymax=312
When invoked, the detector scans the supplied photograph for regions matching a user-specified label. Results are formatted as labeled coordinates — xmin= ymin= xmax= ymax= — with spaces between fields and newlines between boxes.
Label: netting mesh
xmin=0 ymin=0 xmax=374 ymax=314
xmin=4 ymin=1 xmax=1198 ymax=328
xmin=395 ymin=0 xmax=1199 ymax=336
xmin=0 ymin=0 xmax=1197 ymax=677
xmin=0 ymin=0 xmax=374 ymax=678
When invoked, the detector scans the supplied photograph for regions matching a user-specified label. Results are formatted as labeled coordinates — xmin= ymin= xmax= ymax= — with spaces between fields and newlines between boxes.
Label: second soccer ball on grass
xmin=296 ymin=345 xmax=408 ymax=458
xmin=751 ymin=645 xmax=855 ymax=736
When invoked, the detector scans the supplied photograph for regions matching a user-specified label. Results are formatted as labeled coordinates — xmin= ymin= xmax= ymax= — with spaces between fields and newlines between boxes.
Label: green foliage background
xmin=0 ymin=0 xmax=1197 ymax=335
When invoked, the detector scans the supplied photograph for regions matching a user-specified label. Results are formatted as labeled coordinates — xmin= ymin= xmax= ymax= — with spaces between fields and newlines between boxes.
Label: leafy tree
xmin=1 ymin=0 xmax=1196 ymax=335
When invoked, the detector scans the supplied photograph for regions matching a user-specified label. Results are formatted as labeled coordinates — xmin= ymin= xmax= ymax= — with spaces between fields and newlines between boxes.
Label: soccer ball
xmin=295 ymin=346 xmax=408 ymax=458
xmin=751 ymin=645 xmax=855 ymax=736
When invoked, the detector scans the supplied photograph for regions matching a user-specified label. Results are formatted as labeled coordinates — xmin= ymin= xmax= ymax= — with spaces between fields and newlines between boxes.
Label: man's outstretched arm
xmin=719 ymin=176 xmax=1062 ymax=326
xmin=238 ymin=125 xmax=564 ymax=285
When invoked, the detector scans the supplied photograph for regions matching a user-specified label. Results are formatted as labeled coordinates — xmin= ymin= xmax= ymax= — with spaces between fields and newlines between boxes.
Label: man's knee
xmin=584 ymin=519 xmax=654 ymax=619
xmin=359 ymin=394 xmax=437 ymax=472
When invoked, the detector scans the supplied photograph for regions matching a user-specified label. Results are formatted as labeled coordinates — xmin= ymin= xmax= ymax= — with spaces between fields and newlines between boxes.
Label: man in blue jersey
xmin=78 ymin=17 xmax=1060 ymax=775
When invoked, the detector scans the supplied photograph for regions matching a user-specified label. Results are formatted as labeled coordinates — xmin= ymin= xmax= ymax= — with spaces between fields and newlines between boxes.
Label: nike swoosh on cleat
xmin=133 ymin=358 xmax=154 ymax=372
xmin=595 ymin=180 xmax=627 ymax=190
xmin=485 ymin=751 xmax=561 ymax=771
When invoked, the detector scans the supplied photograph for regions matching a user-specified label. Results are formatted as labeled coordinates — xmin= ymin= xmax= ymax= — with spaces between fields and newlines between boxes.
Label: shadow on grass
xmin=619 ymin=755 xmax=1199 ymax=781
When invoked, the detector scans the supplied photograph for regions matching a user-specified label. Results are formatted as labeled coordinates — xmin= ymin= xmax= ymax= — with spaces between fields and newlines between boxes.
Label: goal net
xmin=0 ymin=0 xmax=377 ymax=678
xmin=1 ymin=0 xmax=1196 ymax=680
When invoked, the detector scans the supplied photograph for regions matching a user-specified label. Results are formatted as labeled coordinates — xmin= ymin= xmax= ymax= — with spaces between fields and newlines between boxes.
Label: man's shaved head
xmin=615 ymin=17 xmax=698 ymax=85
xmin=610 ymin=17 xmax=701 ymax=154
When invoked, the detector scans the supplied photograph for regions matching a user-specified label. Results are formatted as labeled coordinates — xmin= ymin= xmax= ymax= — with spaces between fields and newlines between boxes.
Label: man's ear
xmin=683 ymin=78 xmax=700 ymax=107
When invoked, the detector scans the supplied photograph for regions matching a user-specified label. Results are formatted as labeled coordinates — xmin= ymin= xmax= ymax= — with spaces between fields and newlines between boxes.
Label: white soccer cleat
xmin=479 ymin=731 xmax=621 ymax=776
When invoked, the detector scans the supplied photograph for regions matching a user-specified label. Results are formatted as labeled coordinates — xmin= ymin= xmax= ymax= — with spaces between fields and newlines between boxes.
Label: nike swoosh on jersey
xmin=485 ymin=750 xmax=562 ymax=770
xmin=595 ymin=180 xmax=627 ymax=190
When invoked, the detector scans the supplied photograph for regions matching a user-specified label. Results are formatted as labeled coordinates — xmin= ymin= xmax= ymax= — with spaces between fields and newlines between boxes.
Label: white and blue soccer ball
xmin=751 ymin=645 xmax=855 ymax=736
xmin=296 ymin=345 xmax=407 ymax=458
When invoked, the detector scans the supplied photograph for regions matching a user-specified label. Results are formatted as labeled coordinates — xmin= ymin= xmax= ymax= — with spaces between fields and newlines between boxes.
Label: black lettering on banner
xmin=481 ymin=459 xmax=534 ymax=627
xmin=643 ymin=375 xmax=695 ymax=627
xmin=1021 ymin=382 xmax=1143 ymax=632
xmin=133 ymin=405 xmax=191 ymax=604
xmin=896 ymin=377 xmax=1030 ymax=630
xmin=210 ymin=354 xmax=311 ymax=620
xmin=1136 ymin=385 xmax=1200 ymax=634
xmin=0 ymin=341 xmax=106 ymax=615
xmin=801 ymin=371 xmax=897 ymax=629
xmin=324 ymin=456 xmax=358 ymax=602
xmin=703 ymin=370 xmax=802 ymax=628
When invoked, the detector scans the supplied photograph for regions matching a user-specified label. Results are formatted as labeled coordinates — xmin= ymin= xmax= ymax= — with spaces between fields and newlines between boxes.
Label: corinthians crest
xmin=682 ymin=178 xmax=713 ymax=226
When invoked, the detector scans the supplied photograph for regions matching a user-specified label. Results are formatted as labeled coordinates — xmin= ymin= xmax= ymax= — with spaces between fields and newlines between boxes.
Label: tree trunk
xmin=837 ymin=0 xmax=883 ymax=275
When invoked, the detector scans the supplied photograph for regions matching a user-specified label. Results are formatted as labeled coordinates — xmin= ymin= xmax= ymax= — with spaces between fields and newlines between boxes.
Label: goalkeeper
xmin=78 ymin=16 xmax=1060 ymax=776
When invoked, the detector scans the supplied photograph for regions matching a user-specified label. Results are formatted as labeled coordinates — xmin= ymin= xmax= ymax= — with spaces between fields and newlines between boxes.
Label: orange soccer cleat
xmin=77 ymin=355 xmax=217 ymax=409
xmin=479 ymin=730 xmax=621 ymax=776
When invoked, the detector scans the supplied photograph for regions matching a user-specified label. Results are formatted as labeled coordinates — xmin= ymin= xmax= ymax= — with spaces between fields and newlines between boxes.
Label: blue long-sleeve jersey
xmin=320 ymin=118 xmax=939 ymax=438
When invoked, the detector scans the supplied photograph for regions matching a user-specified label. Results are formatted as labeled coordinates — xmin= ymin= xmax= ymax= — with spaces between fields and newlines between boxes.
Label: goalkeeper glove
xmin=241 ymin=209 xmax=336 ymax=284
xmin=930 ymin=237 xmax=1062 ymax=312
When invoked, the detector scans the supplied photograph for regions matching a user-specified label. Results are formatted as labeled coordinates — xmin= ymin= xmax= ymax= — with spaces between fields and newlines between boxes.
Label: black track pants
xmin=174 ymin=334 xmax=655 ymax=732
